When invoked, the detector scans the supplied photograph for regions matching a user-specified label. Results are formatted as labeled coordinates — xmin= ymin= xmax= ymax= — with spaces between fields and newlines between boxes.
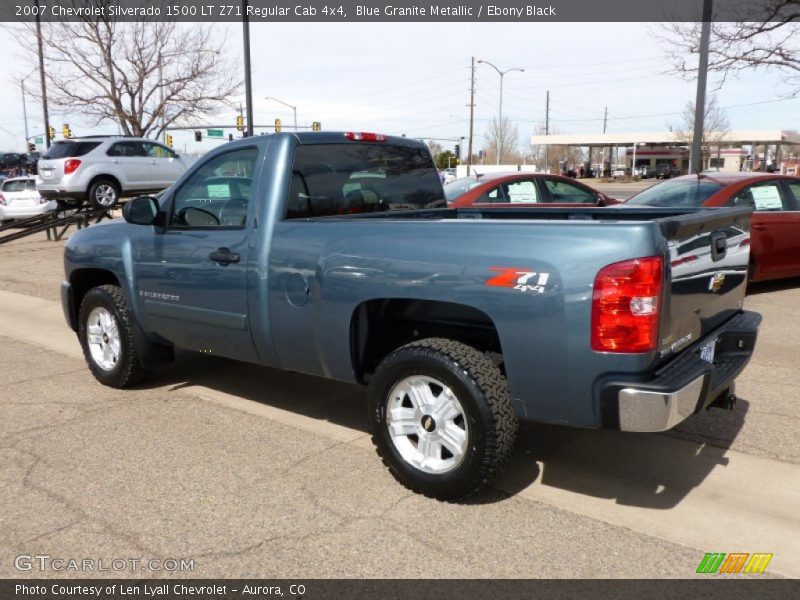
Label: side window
xmin=170 ymin=147 xmax=258 ymax=228
xmin=142 ymin=142 xmax=177 ymax=159
xmin=505 ymin=180 xmax=538 ymax=203
xmin=785 ymin=182 xmax=800 ymax=210
xmin=476 ymin=186 xmax=506 ymax=203
xmin=731 ymin=181 xmax=788 ymax=211
xmin=107 ymin=142 xmax=145 ymax=157
xmin=543 ymin=179 xmax=596 ymax=203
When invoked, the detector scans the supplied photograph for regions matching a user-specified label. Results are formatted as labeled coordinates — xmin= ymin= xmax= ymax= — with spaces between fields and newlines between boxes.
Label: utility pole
xmin=602 ymin=106 xmax=608 ymax=177
xmin=691 ymin=0 xmax=713 ymax=174
xmin=158 ymin=52 xmax=165 ymax=142
xmin=603 ymin=106 xmax=608 ymax=133
xmin=242 ymin=0 xmax=254 ymax=137
xmin=544 ymin=90 xmax=550 ymax=173
xmin=35 ymin=0 xmax=50 ymax=149
xmin=467 ymin=57 xmax=475 ymax=170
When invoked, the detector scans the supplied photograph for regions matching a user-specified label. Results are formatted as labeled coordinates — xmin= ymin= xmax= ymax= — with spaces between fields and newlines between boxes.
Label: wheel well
xmin=68 ymin=269 xmax=121 ymax=328
xmin=87 ymin=174 xmax=121 ymax=194
xmin=350 ymin=299 xmax=503 ymax=383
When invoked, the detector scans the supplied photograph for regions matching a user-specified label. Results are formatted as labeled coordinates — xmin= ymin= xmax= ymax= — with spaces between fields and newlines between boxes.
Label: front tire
xmin=78 ymin=285 xmax=147 ymax=388
xmin=368 ymin=338 xmax=518 ymax=501
xmin=88 ymin=178 xmax=120 ymax=210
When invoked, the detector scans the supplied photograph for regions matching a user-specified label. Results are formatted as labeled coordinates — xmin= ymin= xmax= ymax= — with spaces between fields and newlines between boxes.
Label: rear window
xmin=625 ymin=178 xmax=723 ymax=207
xmin=286 ymin=143 xmax=445 ymax=219
xmin=1 ymin=179 xmax=36 ymax=192
xmin=43 ymin=141 xmax=102 ymax=159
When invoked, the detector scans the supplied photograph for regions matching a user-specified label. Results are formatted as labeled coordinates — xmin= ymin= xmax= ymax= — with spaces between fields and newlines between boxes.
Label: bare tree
xmin=482 ymin=117 xmax=520 ymax=164
xmin=669 ymin=95 xmax=731 ymax=164
xmin=17 ymin=14 xmax=241 ymax=137
xmin=658 ymin=2 xmax=800 ymax=94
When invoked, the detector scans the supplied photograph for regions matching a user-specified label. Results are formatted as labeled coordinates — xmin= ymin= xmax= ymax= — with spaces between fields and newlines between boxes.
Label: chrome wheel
xmin=85 ymin=307 xmax=121 ymax=371
xmin=386 ymin=375 xmax=469 ymax=474
xmin=94 ymin=184 xmax=117 ymax=207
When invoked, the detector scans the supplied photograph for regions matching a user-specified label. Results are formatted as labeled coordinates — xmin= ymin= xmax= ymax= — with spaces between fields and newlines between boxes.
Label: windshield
xmin=625 ymin=178 xmax=723 ymax=207
xmin=1 ymin=179 xmax=36 ymax=192
xmin=286 ymin=143 xmax=445 ymax=218
xmin=444 ymin=176 xmax=481 ymax=201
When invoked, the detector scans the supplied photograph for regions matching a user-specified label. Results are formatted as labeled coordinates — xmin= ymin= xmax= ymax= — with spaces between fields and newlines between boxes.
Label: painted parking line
xmin=1 ymin=288 xmax=798 ymax=577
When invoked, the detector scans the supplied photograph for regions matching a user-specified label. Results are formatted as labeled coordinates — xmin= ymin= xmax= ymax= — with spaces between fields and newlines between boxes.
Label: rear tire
xmin=78 ymin=285 xmax=147 ymax=388
xmin=368 ymin=338 xmax=518 ymax=501
xmin=88 ymin=178 xmax=120 ymax=210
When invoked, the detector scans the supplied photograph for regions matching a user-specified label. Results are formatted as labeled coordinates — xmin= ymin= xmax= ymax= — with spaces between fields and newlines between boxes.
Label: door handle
xmin=752 ymin=223 xmax=767 ymax=231
xmin=209 ymin=247 xmax=240 ymax=264
xmin=149 ymin=160 xmax=157 ymax=166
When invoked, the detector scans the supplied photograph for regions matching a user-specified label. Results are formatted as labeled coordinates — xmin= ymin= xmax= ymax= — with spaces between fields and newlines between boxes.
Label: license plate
xmin=700 ymin=339 xmax=716 ymax=363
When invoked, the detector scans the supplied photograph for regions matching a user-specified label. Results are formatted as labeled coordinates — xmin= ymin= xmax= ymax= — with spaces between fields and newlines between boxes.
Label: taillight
xmin=64 ymin=159 xmax=81 ymax=175
xmin=591 ymin=256 xmax=663 ymax=353
xmin=0 ymin=193 xmax=5 ymax=205
xmin=344 ymin=132 xmax=387 ymax=142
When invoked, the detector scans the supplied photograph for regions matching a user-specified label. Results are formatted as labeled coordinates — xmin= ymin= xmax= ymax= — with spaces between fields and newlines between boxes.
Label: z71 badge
xmin=485 ymin=267 xmax=550 ymax=294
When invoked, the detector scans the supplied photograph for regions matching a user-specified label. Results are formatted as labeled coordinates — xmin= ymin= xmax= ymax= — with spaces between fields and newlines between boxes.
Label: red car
xmin=624 ymin=172 xmax=800 ymax=282
xmin=444 ymin=172 xmax=618 ymax=208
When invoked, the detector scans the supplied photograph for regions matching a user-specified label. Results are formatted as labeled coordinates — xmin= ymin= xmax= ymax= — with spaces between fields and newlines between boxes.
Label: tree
xmin=436 ymin=150 xmax=458 ymax=170
xmin=669 ymin=95 xmax=731 ymax=165
xmin=17 ymin=14 xmax=241 ymax=137
xmin=427 ymin=141 xmax=443 ymax=161
xmin=658 ymin=2 xmax=800 ymax=95
xmin=482 ymin=117 xmax=521 ymax=164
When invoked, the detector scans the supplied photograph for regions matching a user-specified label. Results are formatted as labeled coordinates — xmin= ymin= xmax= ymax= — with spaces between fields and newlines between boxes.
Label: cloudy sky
xmin=1 ymin=21 xmax=798 ymax=154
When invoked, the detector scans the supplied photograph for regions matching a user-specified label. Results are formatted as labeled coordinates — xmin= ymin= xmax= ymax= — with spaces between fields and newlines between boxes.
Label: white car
xmin=0 ymin=177 xmax=57 ymax=223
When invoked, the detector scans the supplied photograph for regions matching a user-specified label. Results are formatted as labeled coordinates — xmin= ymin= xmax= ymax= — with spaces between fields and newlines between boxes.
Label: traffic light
xmin=311 ymin=121 xmax=321 ymax=132
xmin=454 ymin=144 xmax=460 ymax=160
xmin=194 ymin=130 xmax=202 ymax=142
xmin=62 ymin=124 xmax=72 ymax=138
xmin=27 ymin=142 xmax=35 ymax=152
xmin=274 ymin=118 xmax=282 ymax=133
xmin=165 ymin=134 xmax=173 ymax=147
xmin=236 ymin=115 xmax=244 ymax=132
xmin=48 ymin=126 xmax=55 ymax=141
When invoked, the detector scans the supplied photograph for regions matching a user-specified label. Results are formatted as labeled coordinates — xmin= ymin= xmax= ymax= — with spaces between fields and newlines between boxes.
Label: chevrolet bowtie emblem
xmin=709 ymin=272 xmax=725 ymax=293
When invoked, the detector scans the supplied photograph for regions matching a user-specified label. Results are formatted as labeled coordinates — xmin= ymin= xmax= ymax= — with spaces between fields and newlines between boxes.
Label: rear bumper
xmin=0 ymin=203 xmax=56 ymax=220
xmin=600 ymin=310 xmax=762 ymax=432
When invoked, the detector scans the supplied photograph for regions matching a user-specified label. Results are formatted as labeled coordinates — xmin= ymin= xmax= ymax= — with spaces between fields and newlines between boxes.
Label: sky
xmin=1 ymin=21 xmax=798 ymax=155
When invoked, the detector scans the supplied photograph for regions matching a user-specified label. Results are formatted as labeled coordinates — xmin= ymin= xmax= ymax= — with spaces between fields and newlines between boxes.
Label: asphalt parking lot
xmin=1 ymin=210 xmax=799 ymax=579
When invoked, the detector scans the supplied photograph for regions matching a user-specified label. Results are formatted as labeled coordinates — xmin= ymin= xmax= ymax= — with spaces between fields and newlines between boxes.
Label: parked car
xmin=444 ymin=172 xmax=619 ymax=207
xmin=623 ymin=172 xmax=800 ymax=282
xmin=0 ymin=176 xmax=56 ymax=222
xmin=62 ymin=131 xmax=759 ymax=500
xmin=0 ymin=152 xmax=24 ymax=172
xmin=636 ymin=165 xmax=657 ymax=179
xmin=656 ymin=164 xmax=681 ymax=179
xmin=37 ymin=136 xmax=188 ymax=210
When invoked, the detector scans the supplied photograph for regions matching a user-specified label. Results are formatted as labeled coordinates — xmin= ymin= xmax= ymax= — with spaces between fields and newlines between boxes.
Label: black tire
xmin=78 ymin=284 xmax=147 ymax=388
xmin=88 ymin=178 xmax=120 ymax=210
xmin=368 ymin=338 xmax=518 ymax=501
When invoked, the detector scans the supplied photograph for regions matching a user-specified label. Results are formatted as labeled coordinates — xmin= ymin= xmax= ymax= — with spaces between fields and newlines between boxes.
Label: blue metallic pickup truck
xmin=62 ymin=132 xmax=761 ymax=500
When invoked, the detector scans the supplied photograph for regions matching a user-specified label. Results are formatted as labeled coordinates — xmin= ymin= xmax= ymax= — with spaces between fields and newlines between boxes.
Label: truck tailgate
xmin=657 ymin=207 xmax=752 ymax=364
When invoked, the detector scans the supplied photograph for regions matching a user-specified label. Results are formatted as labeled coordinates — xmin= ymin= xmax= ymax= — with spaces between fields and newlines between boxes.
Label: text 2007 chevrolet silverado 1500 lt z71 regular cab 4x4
xmin=61 ymin=132 xmax=761 ymax=500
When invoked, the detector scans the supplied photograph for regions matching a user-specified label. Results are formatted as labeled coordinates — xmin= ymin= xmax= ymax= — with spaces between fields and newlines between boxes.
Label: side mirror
xmin=123 ymin=196 xmax=160 ymax=226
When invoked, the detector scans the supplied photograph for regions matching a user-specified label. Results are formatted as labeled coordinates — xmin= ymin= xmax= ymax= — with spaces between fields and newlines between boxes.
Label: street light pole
xmin=21 ymin=79 xmax=29 ymax=144
xmin=264 ymin=97 xmax=297 ymax=131
xmin=34 ymin=0 xmax=50 ymax=149
xmin=477 ymin=60 xmax=524 ymax=165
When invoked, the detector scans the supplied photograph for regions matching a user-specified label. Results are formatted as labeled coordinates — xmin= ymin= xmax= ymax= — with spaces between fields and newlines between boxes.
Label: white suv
xmin=37 ymin=136 xmax=188 ymax=209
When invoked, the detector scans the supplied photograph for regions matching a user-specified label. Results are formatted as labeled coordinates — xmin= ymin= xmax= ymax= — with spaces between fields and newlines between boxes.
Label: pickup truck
xmin=61 ymin=132 xmax=761 ymax=501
